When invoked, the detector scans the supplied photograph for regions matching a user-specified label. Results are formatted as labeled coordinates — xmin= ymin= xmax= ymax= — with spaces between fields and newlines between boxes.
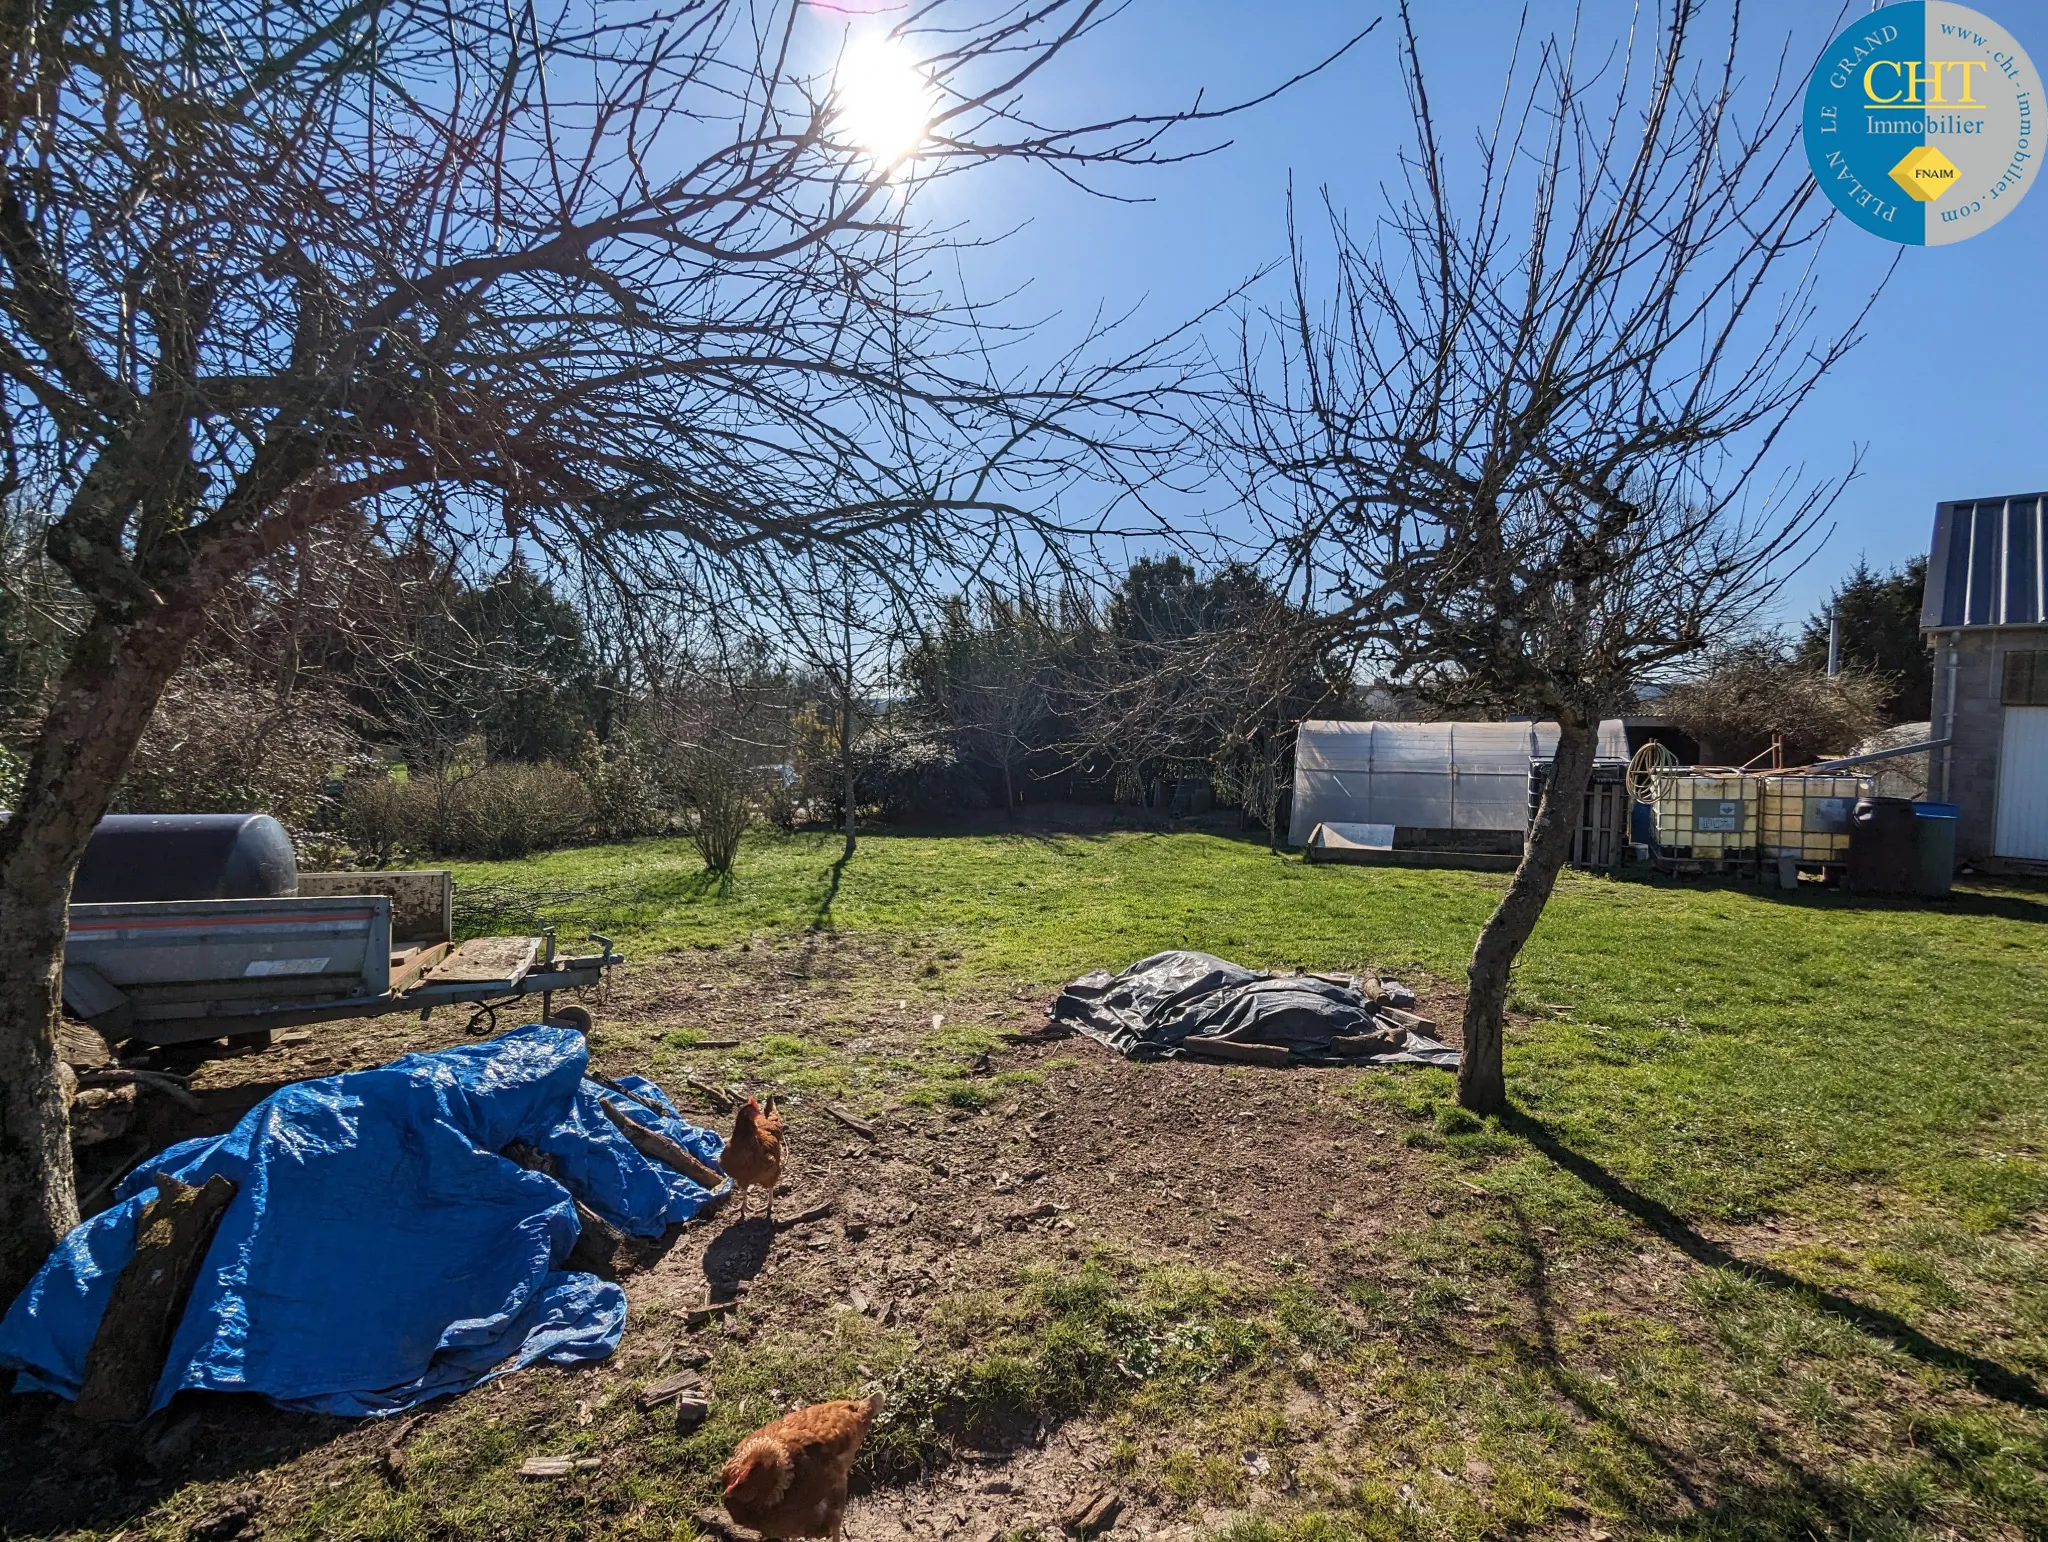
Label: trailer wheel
xmin=227 ymin=1030 xmax=273 ymax=1053
xmin=546 ymin=1005 xmax=593 ymax=1035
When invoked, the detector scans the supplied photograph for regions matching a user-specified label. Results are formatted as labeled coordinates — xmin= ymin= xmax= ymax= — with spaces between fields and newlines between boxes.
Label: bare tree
xmin=0 ymin=0 xmax=1364 ymax=1297
xmin=1227 ymin=2 xmax=1879 ymax=1112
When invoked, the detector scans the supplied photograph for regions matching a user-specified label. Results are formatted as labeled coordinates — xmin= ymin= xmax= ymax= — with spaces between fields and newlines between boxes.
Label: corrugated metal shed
xmin=1923 ymin=494 xmax=2048 ymax=630
xmin=1288 ymin=719 xmax=1628 ymax=846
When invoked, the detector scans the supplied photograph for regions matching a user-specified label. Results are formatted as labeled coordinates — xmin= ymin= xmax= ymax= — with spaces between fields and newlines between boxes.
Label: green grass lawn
xmin=458 ymin=829 xmax=2048 ymax=1230
xmin=383 ymin=827 xmax=2048 ymax=1542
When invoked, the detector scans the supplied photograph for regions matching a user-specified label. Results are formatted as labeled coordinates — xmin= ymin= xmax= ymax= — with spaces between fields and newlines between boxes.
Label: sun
xmin=833 ymin=33 xmax=937 ymax=172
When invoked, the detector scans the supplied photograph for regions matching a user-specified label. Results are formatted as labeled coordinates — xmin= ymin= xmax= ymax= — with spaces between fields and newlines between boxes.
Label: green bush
xmin=342 ymin=755 xmax=595 ymax=861
xmin=441 ymin=760 xmax=592 ymax=859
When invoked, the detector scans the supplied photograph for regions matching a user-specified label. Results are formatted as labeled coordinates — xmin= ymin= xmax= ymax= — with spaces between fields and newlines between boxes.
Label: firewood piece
xmin=680 ymin=1075 xmax=737 ymax=1113
xmin=58 ymin=1020 xmax=115 ymax=1070
xmin=1329 ymin=1029 xmax=1405 ymax=1058
xmin=672 ymin=1396 xmax=710 ymax=1433
xmin=1376 ymin=1006 xmax=1438 ymax=1033
xmin=772 ymin=1201 xmax=835 ymax=1231
xmin=686 ymin=1298 xmax=741 ymax=1329
xmin=1180 ymin=1038 xmax=1294 ymax=1067
xmin=518 ymin=1455 xmax=601 ymax=1479
xmin=638 ymin=1371 xmax=706 ymax=1411
xmin=75 ymin=1173 xmax=238 ymax=1424
xmin=1003 ymin=1202 xmax=1059 ymax=1230
xmin=824 ymin=1105 xmax=877 ymax=1139
xmin=564 ymin=1201 xmax=627 ymax=1281
xmin=1060 ymin=1490 xmax=1123 ymax=1536
xmin=597 ymin=1098 xmax=726 ymax=1190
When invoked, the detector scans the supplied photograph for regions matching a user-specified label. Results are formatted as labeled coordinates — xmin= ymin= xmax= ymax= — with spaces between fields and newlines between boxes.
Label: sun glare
xmin=834 ymin=34 xmax=937 ymax=173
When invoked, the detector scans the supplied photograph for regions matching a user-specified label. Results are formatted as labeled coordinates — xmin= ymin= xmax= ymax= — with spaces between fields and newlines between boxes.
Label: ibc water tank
xmin=69 ymin=813 xmax=297 ymax=902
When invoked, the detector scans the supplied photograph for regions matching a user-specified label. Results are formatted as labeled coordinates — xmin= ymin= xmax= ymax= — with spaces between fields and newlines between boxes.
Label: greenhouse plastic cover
xmin=0 ymin=1025 xmax=725 ymax=1417
xmin=1288 ymin=719 xmax=1629 ymax=845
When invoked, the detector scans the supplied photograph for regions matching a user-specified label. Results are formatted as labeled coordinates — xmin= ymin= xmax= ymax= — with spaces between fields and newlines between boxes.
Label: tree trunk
xmin=840 ymin=689 xmax=856 ymax=862
xmin=1002 ymin=759 xmax=1015 ymax=819
xmin=0 ymin=608 xmax=202 ymax=1305
xmin=1457 ymin=713 xmax=1597 ymax=1115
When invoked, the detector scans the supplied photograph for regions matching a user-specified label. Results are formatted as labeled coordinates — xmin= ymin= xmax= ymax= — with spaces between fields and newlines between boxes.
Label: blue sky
xmin=901 ymin=0 xmax=2048 ymax=632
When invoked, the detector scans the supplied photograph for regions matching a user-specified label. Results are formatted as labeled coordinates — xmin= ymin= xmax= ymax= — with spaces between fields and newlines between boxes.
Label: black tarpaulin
xmin=1050 ymin=950 xmax=1460 ymax=1067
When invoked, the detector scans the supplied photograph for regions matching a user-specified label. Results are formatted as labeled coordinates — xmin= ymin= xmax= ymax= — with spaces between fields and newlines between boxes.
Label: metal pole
xmin=1827 ymin=610 xmax=1840 ymax=676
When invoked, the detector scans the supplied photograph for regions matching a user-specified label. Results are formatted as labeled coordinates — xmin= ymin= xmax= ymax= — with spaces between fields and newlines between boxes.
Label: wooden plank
xmin=389 ymin=942 xmax=452 ymax=995
xmin=419 ymin=936 xmax=540 ymax=990
xmin=637 ymin=1370 xmax=706 ymax=1411
xmin=296 ymin=870 xmax=453 ymax=944
xmin=75 ymin=1173 xmax=238 ymax=1422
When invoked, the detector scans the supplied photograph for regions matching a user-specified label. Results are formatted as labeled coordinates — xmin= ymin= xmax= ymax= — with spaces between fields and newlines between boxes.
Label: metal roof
xmin=1923 ymin=494 xmax=2048 ymax=630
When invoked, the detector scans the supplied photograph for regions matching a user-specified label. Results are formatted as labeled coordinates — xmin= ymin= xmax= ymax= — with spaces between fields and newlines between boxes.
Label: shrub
xmin=115 ymin=663 xmax=359 ymax=829
xmin=342 ymin=756 xmax=595 ymax=861
xmin=802 ymin=720 xmax=979 ymax=823
xmin=575 ymin=731 xmax=662 ymax=841
xmin=681 ymin=747 xmax=752 ymax=874
xmin=339 ymin=769 xmax=424 ymax=865
xmin=440 ymin=760 xmax=592 ymax=859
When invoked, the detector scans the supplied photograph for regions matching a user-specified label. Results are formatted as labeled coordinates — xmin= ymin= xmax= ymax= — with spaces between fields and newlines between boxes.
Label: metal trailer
xmin=61 ymin=869 xmax=620 ymax=1048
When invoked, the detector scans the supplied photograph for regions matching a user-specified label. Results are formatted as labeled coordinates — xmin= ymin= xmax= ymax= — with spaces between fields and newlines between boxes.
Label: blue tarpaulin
xmin=0 ymin=1024 xmax=726 ymax=1417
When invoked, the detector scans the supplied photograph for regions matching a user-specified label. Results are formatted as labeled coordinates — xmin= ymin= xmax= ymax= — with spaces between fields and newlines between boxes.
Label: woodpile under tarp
xmin=1050 ymin=951 xmax=1460 ymax=1068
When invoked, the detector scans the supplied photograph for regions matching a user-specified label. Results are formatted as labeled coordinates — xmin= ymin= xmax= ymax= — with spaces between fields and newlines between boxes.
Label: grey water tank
xmin=69 ymin=813 xmax=297 ymax=903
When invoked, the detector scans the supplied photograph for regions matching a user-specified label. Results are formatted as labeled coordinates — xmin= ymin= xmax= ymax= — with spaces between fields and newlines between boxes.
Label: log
xmin=75 ymin=1173 xmax=238 ymax=1423
xmin=1376 ymin=1006 xmax=1438 ymax=1034
xmin=564 ymin=1201 xmax=627 ymax=1281
xmin=682 ymin=1076 xmax=737 ymax=1113
xmin=597 ymin=1098 xmax=726 ymax=1191
xmin=1180 ymin=1039 xmax=1294 ymax=1067
xmin=77 ymin=1068 xmax=205 ymax=1112
xmin=1329 ymin=1030 xmax=1405 ymax=1058
xmin=824 ymin=1105 xmax=877 ymax=1139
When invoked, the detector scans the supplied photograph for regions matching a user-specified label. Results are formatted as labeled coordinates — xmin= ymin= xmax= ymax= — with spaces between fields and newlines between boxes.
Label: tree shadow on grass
xmin=807 ymin=848 xmax=850 ymax=932
xmin=1495 ymin=1201 xmax=1982 ymax=1538
xmin=1503 ymin=1107 xmax=2048 ymax=1411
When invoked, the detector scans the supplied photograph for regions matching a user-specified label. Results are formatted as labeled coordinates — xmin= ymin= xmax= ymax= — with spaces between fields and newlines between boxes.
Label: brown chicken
xmin=722 ymin=1096 xmax=784 ymax=1217
xmin=721 ymin=1394 xmax=881 ymax=1539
